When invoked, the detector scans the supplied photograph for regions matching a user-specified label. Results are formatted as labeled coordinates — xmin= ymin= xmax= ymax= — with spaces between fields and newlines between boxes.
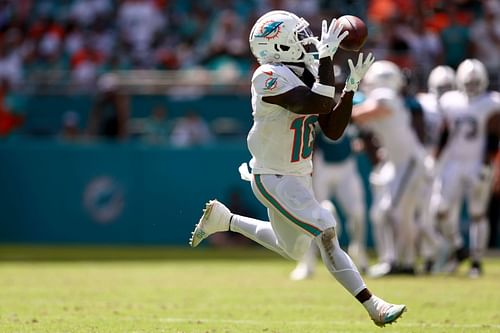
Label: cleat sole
xmin=373 ymin=306 xmax=407 ymax=327
xmin=188 ymin=201 xmax=216 ymax=247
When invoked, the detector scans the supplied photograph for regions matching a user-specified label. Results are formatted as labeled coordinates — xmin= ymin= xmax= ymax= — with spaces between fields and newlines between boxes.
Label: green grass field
xmin=1 ymin=246 xmax=500 ymax=333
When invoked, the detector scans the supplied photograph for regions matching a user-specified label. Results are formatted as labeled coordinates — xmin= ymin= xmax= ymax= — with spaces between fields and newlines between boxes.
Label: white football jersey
xmin=248 ymin=63 xmax=317 ymax=176
xmin=361 ymin=87 xmax=425 ymax=164
xmin=439 ymin=90 xmax=500 ymax=162
xmin=417 ymin=92 xmax=445 ymax=150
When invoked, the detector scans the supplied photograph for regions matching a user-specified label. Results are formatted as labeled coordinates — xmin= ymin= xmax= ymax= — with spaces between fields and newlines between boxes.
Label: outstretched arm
xmin=318 ymin=90 xmax=354 ymax=139
xmin=319 ymin=53 xmax=375 ymax=140
xmin=263 ymin=57 xmax=336 ymax=115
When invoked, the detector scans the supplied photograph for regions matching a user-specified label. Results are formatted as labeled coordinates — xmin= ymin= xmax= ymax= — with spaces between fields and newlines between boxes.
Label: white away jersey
xmin=439 ymin=90 xmax=500 ymax=162
xmin=361 ymin=87 xmax=425 ymax=164
xmin=247 ymin=63 xmax=316 ymax=176
xmin=417 ymin=92 xmax=445 ymax=150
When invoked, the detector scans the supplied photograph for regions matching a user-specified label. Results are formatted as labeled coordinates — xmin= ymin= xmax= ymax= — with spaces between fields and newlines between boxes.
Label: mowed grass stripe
xmin=1 ymin=247 xmax=500 ymax=333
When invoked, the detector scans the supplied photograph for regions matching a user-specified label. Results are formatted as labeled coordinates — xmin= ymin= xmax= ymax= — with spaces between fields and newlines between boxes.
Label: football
xmin=336 ymin=15 xmax=368 ymax=51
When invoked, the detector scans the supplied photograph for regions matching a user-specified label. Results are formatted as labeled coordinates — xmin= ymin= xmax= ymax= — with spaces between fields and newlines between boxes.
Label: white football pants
xmin=370 ymin=157 xmax=426 ymax=267
xmin=436 ymin=159 xmax=493 ymax=262
xmin=230 ymin=173 xmax=366 ymax=296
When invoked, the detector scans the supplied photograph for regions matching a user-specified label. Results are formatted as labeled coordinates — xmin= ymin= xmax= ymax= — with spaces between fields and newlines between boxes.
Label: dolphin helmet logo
xmin=255 ymin=20 xmax=283 ymax=40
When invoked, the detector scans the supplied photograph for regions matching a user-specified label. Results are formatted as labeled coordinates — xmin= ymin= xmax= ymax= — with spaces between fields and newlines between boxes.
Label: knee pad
xmin=312 ymin=203 xmax=337 ymax=230
xmin=319 ymin=227 xmax=337 ymax=254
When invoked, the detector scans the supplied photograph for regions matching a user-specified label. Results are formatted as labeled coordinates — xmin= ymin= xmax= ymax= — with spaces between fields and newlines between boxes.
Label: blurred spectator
xmin=470 ymin=0 xmax=500 ymax=89
xmin=63 ymin=20 xmax=85 ymax=57
xmin=439 ymin=5 xmax=472 ymax=69
xmin=89 ymin=17 xmax=116 ymax=60
xmin=118 ymin=0 xmax=165 ymax=67
xmin=406 ymin=17 xmax=443 ymax=87
xmin=0 ymin=80 xmax=24 ymax=137
xmin=59 ymin=110 xmax=81 ymax=141
xmin=70 ymin=40 xmax=105 ymax=86
xmin=36 ymin=16 xmax=65 ymax=68
xmin=0 ymin=0 xmax=494 ymax=98
xmin=170 ymin=110 xmax=213 ymax=147
xmin=201 ymin=9 xmax=249 ymax=74
xmin=87 ymin=73 xmax=129 ymax=140
xmin=0 ymin=32 xmax=23 ymax=87
xmin=141 ymin=105 xmax=172 ymax=144
xmin=70 ymin=0 xmax=112 ymax=27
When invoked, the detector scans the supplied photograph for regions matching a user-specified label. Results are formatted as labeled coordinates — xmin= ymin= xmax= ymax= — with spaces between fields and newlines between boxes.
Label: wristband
xmin=312 ymin=82 xmax=335 ymax=98
xmin=343 ymin=76 xmax=359 ymax=92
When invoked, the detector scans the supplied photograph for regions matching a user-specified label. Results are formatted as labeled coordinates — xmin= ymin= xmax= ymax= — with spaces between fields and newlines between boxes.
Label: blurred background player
xmin=434 ymin=58 xmax=500 ymax=278
xmin=415 ymin=65 xmax=457 ymax=273
xmin=289 ymin=124 xmax=368 ymax=280
xmin=87 ymin=73 xmax=129 ymax=141
xmin=352 ymin=60 xmax=430 ymax=277
xmin=190 ymin=10 xmax=406 ymax=327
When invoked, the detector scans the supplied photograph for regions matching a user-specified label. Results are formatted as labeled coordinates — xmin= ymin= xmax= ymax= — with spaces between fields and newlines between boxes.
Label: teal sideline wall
xmin=0 ymin=140 xmax=261 ymax=244
xmin=18 ymin=94 xmax=254 ymax=136
xmin=0 ymin=140 xmax=375 ymax=246
xmin=5 ymin=93 xmax=374 ymax=246
xmin=1 ymin=93 xmax=481 ymax=247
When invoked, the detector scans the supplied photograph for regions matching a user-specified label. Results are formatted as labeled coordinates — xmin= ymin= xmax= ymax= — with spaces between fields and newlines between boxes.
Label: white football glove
xmin=344 ymin=52 xmax=375 ymax=92
xmin=314 ymin=19 xmax=349 ymax=59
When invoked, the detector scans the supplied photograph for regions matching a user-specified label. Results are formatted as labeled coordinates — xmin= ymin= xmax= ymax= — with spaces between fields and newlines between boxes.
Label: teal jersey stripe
xmin=254 ymin=175 xmax=321 ymax=236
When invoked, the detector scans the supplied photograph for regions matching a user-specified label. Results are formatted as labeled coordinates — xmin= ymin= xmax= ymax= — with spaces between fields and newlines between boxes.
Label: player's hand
xmin=314 ymin=19 xmax=349 ymax=59
xmin=344 ymin=52 xmax=375 ymax=92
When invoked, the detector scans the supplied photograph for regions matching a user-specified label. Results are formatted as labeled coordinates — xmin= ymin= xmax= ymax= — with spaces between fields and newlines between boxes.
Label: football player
xmin=434 ymin=59 xmax=500 ymax=277
xmin=189 ymin=10 xmax=406 ymax=326
xmin=352 ymin=60 xmax=430 ymax=277
xmin=415 ymin=66 xmax=457 ymax=273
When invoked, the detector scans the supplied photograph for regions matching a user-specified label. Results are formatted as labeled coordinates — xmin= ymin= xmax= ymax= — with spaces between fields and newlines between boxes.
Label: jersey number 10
xmin=290 ymin=115 xmax=318 ymax=162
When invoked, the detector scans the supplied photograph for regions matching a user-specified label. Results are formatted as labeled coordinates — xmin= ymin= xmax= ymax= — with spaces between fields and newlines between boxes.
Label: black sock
xmin=355 ymin=288 xmax=372 ymax=304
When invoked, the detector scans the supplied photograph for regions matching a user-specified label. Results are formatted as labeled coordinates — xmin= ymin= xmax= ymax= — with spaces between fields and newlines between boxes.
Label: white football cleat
xmin=189 ymin=199 xmax=231 ymax=247
xmin=367 ymin=262 xmax=393 ymax=278
xmin=365 ymin=296 xmax=407 ymax=327
xmin=289 ymin=263 xmax=315 ymax=281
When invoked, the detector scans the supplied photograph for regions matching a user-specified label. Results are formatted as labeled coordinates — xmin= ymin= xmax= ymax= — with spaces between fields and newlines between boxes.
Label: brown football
xmin=336 ymin=15 xmax=368 ymax=51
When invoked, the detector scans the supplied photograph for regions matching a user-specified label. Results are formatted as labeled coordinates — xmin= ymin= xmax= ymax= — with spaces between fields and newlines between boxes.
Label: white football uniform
xmin=248 ymin=63 xmax=315 ymax=176
xmin=415 ymin=92 xmax=447 ymax=267
xmin=361 ymin=88 xmax=428 ymax=267
xmin=245 ymin=63 xmax=334 ymax=255
xmin=236 ymin=63 xmax=365 ymax=295
xmin=417 ymin=92 xmax=446 ymax=151
xmin=436 ymin=91 xmax=500 ymax=248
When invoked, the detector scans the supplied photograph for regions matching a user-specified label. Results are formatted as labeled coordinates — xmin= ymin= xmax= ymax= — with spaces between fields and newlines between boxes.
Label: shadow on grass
xmin=0 ymin=245 xmax=282 ymax=262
